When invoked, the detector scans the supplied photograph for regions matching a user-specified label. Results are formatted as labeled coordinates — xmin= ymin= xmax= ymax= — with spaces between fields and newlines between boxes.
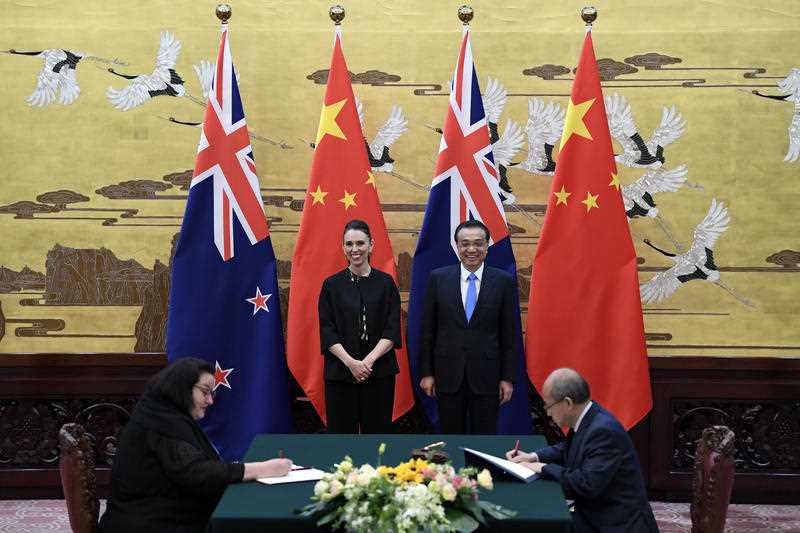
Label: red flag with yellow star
xmin=286 ymin=27 xmax=413 ymax=424
xmin=525 ymin=29 xmax=651 ymax=430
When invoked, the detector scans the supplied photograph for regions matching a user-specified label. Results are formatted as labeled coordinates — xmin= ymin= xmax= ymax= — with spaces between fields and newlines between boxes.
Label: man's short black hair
xmin=453 ymin=219 xmax=490 ymax=243
xmin=144 ymin=357 xmax=213 ymax=414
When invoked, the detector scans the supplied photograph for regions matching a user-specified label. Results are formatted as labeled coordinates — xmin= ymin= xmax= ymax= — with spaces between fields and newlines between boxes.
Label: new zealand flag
xmin=406 ymin=28 xmax=532 ymax=434
xmin=166 ymin=26 xmax=292 ymax=461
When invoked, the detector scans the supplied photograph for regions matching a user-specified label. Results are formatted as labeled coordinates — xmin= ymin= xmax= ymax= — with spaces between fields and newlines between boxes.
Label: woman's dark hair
xmin=343 ymin=219 xmax=372 ymax=242
xmin=144 ymin=357 xmax=213 ymax=414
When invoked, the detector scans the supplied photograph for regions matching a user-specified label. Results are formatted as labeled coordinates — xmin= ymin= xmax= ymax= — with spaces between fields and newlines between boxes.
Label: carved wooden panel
xmin=671 ymin=399 xmax=800 ymax=473
xmin=645 ymin=356 xmax=800 ymax=504
xmin=0 ymin=398 xmax=134 ymax=468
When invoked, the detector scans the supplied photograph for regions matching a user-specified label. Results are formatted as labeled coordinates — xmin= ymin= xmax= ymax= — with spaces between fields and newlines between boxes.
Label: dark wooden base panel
xmin=1 ymin=354 xmax=798 ymax=502
xmin=642 ymin=356 xmax=800 ymax=504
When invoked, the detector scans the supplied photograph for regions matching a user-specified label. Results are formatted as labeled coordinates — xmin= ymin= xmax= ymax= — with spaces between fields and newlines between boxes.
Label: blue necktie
xmin=465 ymin=272 xmax=477 ymax=322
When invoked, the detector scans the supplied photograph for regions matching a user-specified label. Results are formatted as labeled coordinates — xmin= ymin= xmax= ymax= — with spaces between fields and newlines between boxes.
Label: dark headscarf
xmin=131 ymin=357 xmax=219 ymax=460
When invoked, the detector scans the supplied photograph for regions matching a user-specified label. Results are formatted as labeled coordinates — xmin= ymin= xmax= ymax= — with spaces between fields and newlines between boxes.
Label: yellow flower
xmin=392 ymin=460 xmax=426 ymax=484
xmin=378 ymin=465 xmax=396 ymax=480
xmin=412 ymin=458 xmax=429 ymax=471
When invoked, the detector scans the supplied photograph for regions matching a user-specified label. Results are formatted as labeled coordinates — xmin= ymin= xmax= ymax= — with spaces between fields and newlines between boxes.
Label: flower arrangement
xmin=298 ymin=444 xmax=516 ymax=532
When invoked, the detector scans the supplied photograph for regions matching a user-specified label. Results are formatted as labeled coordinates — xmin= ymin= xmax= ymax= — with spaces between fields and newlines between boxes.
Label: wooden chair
xmin=690 ymin=425 xmax=735 ymax=533
xmin=59 ymin=422 xmax=99 ymax=533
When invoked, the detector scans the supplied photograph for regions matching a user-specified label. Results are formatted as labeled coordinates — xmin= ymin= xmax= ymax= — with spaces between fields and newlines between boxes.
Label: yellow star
xmin=314 ymin=98 xmax=348 ymax=146
xmin=365 ymin=171 xmax=376 ymax=188
xmin=581 ymin=191 xmax=600 ymax=212
xmin=338 ymin=190 xmax=357 ymax=210
xmin=309 ymin=185 xmax=328 ymax=206
xmin=559 ymin=97 xmax=595 ymax=149
xmin=553 ymin=185 xmax=571 ymax=206
xmin=608 ymin=172 xmax=620 ymax=191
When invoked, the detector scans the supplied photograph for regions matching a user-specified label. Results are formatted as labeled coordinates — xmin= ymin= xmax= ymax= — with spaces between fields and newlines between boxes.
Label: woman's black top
xmin=98 ymin=395 xmax=244 ymax=533
xmin=318 ymin=267 xmax=402 ymax=382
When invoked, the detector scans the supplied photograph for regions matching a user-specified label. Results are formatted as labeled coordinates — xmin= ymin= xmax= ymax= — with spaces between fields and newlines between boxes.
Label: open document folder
xmin=461 ymin=447 xmax=540 ymax=483
xmin=257 ymin=465 xmax=326 ymax=485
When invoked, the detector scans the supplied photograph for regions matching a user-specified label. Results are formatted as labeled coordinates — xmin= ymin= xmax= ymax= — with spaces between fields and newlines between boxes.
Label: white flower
xmin=338 ymin=459 xmax=353 ymax=474
xmin=314 ymin=480 xmax=329 ymax=498
xmin=441 ymin=483 xmax=457 ymax=502
xmin=357 ymin=465 xmax=378 ymax=486
xmin=329 ymin=479 xmax=343 ymax=497
xmin=477 ymin=469 xmax=494 ymax=490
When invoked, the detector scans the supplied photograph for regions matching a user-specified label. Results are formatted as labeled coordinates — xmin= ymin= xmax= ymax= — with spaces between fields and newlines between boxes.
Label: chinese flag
xmin=525 ymin=29 xmax=652 ymax=429
xmin=286 ymin=27 xmax=414 ymax=424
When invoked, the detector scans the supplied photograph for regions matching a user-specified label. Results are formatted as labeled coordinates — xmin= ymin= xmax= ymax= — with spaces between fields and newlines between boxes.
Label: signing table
xmin=210 ymin=434 xmax=572 ymax=532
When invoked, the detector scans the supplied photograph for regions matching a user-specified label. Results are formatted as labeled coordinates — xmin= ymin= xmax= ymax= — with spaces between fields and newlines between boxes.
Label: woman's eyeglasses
xmin=194 ymin=385 xmax=216 ymax=399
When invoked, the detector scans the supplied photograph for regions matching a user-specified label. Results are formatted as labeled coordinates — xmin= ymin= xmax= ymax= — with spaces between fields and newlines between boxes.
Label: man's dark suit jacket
xmin=536 ymin=403 xmax=658 ymax=533
xmin=419 ymin=263 xmax=518 ymax=395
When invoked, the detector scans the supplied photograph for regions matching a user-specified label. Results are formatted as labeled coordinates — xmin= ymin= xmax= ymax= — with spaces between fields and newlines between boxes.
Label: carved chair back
xmin=58 ymin=422 xmax=99 ymax=533
xmin=690 ymin=425 xmax=735 ymax=533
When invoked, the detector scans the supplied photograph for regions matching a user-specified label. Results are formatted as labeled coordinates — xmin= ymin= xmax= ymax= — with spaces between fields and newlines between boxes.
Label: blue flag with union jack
xmin=406 ymin=28 xmax=532 ymax=434
xmin=166 ymin=25 xmax=292 ymax=460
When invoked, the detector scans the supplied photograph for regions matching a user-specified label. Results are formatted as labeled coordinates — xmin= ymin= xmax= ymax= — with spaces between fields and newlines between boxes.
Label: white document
xmin=257 ymin=464 xmax=326 ymax=485
xmin=461 ymin=447 xmax=539 ymax=483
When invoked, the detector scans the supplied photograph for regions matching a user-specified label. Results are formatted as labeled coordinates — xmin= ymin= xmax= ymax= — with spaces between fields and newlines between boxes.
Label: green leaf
xmin=295 ymin=501 xmax=325 ymax=517
xmin=478 ymin=500 xmax=518 ymax=520
xmin=317 ymin=511 xmax=338 ymax=526
xmin=460 ymin=499 xmax=487 ymax=526
xmin=445 ymin=509 xmax=480 ymax=533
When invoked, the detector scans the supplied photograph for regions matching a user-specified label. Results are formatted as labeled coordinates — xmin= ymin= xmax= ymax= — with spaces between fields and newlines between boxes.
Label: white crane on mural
xmin=751 ymin=68 xmax=800 ymax=163
xmin=623 ymin=164 xmax=694 ymax=252
xmin=6 ymin=48 xmax=85 ymax=106
xmin=623 ymin=165 xmax=690 ymax=219
xmin=640 ymin=199 xmax=753 ymax=307
xmin=106 ymin=31 xmax=185 ymax=111
xmin=605 ymin=92 xmax=685 ymax=168
xmin=482 ymin=77 xmax=525 ymax=200
xmin=355 ymin=98 xmax=409 ymax=173
xmin=510 ymin=97 xmax=565 ymax=177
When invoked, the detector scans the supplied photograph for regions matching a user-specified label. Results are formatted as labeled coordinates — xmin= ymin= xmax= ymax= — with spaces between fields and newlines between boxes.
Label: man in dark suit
xmin=418 ymin=220 xmax=519 ymax=434
xmin=507 ymin=368 xmax=658 ymax=532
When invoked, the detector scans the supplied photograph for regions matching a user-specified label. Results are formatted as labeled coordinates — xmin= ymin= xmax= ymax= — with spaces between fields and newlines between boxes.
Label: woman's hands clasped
xmin=347 ymin=356 xmax=372 ymax=383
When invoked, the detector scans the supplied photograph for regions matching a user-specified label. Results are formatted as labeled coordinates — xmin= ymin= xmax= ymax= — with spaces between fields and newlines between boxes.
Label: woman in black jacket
xmin=318 ymin=219 xmax=402 ymax=434
xmin=98 ymin=357 xmax=292 ymax=533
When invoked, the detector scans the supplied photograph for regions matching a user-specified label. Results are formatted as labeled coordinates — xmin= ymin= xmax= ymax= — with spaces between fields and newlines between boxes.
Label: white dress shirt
xmin=574 ymin=401 xmax=594 ymax=433
xmin=459 ymin=263 xmax=484 ymax=308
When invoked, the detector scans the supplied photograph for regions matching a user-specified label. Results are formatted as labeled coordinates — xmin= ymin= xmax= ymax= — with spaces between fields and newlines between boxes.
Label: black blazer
xmin=419 ymin=263 xmax=519 ymax=395
xmin=318 ymin=267 xmax=401 ymax=382
xmin=537 ymin=403 xmax=658 ymax=533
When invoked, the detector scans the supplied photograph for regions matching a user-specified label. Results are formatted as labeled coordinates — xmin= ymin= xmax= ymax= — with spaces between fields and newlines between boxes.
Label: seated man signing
xmin=506 ymin=368 xmax=658 ymax=533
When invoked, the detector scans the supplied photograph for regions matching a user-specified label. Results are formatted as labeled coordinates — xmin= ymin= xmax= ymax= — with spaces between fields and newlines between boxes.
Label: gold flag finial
xmin=458 ymin=5 xmax=474 ymax=25
xmin=581 ymin=6 xmax=597 ymax=26
xmin=216 ymin=4 xmax=232 ymax=24
xmin=330 ymin=5 xmax=345 ymax=25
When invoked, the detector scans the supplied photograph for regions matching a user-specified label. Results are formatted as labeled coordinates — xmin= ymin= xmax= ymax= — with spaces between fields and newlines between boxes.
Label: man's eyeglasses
xmin=543 ymin=398 xmax=566 ymax=411
xmin=194 ymin=385 xmax=216 ymax=399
